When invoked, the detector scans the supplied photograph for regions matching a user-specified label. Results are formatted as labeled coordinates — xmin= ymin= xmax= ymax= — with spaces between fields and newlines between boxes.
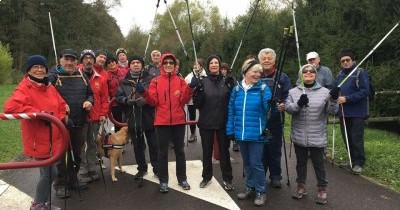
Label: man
xmin=115 ymin=56 xmax=158 ymax=179
xmin=334 ymin=48 xmax=369 ymax=175
xmin=116 ymin=48 xmax=129 ymax=72
xmin=304 ymin=51 xmax=334 ymax=89
xmin=93 ymin=49 xmax=109 ymax=82
xmin=79 ymin=49 xmax=109 ymax=183
xmin=49 ymin=49 xmax=94 ymax=198
xmin=146 ymin=50 xmax=161 ymax=77
xmin=258 ymin=48 xmax=292 ymax=188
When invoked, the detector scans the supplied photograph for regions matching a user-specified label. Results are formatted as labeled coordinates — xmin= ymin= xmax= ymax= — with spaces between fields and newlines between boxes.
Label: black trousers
xmin=55 ymin=126 xmax=85 ymax=188
xmin=340 ymin=117 xmax=366 ymax=167
xmin=187 ymin=105 xmax=197 ymax=134
xmin=156 ymin=125 xmax=186 ymax=183
xmin=132 ymin=128 xmax=158 ymax=174
xmin=294 ymin=144 xmax=327 ymax=187
xmin=111 ymin=105 xmax=124 ymax=132
xmin=199 ymin=128 xmax=233 ymax=182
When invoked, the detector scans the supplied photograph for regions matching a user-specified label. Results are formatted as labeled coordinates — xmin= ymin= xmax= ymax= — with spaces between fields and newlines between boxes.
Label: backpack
xmin=355 ymin=69 xmax=375 ymax=102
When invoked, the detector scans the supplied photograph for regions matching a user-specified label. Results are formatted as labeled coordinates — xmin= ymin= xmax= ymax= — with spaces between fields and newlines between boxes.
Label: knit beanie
xmin=26 ymin=55 xmax=48 ymax=73
xmin=128 ymin=55 xmax=145 ymax=67
xmin=339 ymin=48 xmax=355 ymax=60
xmin=80 ymin=49 xmax=96 ymax=63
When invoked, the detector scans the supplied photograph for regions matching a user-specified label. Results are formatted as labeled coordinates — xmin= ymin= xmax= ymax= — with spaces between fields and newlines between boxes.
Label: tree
xmin=0 ymin=41 xmax=13 ymax=84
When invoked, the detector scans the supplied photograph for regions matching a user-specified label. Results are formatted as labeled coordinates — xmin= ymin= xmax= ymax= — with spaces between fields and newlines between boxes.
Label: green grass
xmin=0 ymin=84 xmax=22 ymax=162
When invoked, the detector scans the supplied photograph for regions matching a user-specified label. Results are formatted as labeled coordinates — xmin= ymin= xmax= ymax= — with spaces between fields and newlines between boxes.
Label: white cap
xmin=306 ymin=51 xmax=319 ymax=60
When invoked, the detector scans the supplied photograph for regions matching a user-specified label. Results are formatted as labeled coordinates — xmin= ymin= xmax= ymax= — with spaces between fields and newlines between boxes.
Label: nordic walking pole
xmin=332 ymin=115 xmax=336 ymax=165
xmin=185 ymin=0 xmax=197 ymax=65
xmin=230 ymin=0 xmax=261 ymax=71
xmin=144 ymin=0 xmax=161 ymax=60
xmin=292 ymin=4 xmax=301 ymax=70
xmin=338 ymin=22 xmax=399 ymax=87
xmin=164 ymin=0 xmax=189 ymax=59
xmin=280 ymin=112 xmax=290 ymax=186
xmin=97 ymin=122 xmax=107 ymax=190
xmin=340 ymin=104 xmax=352 ymax=169
xmin=48 ymin=12 xmax=58 ymax=65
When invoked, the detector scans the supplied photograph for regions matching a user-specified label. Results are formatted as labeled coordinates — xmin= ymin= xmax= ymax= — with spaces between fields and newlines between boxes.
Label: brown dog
xmin=96 ymin=126 xmax=129 ymax=182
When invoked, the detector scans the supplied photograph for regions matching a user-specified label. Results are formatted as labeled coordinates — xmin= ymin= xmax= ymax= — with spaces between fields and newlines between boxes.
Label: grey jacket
xmin=285 ymin=83 xmax=338 ymax=147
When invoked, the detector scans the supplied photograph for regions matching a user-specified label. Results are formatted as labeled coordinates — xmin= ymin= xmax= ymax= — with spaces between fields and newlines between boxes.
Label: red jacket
xmin=107 ymin=67 xmax=127 ymax=107
xmin=143 ymin=53 xmax=193 ymax=125
xmin=88 ymin=70 xmax=109 ymax=121
xmin=3 ymin=76 xmax=67 ymax=158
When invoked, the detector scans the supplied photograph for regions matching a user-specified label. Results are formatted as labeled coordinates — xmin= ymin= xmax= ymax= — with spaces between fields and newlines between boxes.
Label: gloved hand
xmin=136 ymin=82 xmax=145 ymax=93
xmin=297 ymin=94 xmax=309 ymax=108
xmin=134 ymin=97 xmax=147 ymax=107
xmin=329 ymin=86 xmax=341 ymax=100
xmin=189 ymin=77 xmax=200 ymax=89
xmin=226 ymin=135 xmax=235 ymax=141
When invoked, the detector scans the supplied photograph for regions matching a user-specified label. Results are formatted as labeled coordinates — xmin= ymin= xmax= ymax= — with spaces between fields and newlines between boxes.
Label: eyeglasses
xmin=340 ymin=58 xmax=352 ymax=63
xmin=163 ymin=61 xmax=175 ymax=65
xmin=307 ymin=58 xmax=316 ymax=62
xmin=302 ymin=69 xmax=316 ymax=74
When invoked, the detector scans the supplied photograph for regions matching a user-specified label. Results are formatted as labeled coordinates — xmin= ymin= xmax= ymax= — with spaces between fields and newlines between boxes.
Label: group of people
xmin=3 ymin=45 xmax=370 ymax=209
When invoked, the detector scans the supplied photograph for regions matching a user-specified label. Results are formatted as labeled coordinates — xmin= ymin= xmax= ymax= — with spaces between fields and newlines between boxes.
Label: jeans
xmin=80 ymin=121 xmax=99 ymax=174
xmin=340 ymin=117 xmax=366 ymax=167
xmin=156 ymin=125 xmax=186 ymax=183
xmin=239 ymin=141 xmax=266 ymax=193
xmin=263 ymin=122 xmax=283 ymax=182
xmin=199 ymin=128 xmax=233 ymax=182
xmin=294 ymin=144 xmax=327 ymax=187
xmin=35 ymin=163 xmax=57 ymax=203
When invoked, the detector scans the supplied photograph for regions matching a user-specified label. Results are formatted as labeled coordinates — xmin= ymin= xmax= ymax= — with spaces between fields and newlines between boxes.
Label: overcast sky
xmin=108 ymin=0 xmax=253 ymax=37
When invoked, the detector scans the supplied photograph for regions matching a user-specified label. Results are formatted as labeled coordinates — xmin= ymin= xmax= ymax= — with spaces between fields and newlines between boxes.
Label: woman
xmin=193 ymin=54 xmax=234 ymax=191
xmin=4 ymin=55 xmax=67 ymax=210
xmin=226 ymin=59 xmax=271 ymax=206
xmin=285 ymin=64 xmax=338 ymax=205
xmin=138 ymin=53 xmax=197 ymax=193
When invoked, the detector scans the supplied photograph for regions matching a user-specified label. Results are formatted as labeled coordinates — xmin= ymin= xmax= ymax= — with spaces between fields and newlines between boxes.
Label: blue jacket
xmin=334 ymin=66 xmax=369 ymax=118
xmin=226 ymin=80 xmax=272 ymax=142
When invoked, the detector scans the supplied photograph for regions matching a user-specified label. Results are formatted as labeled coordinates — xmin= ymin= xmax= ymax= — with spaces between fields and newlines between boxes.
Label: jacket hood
xmin=160 ymin=53 xmax=178 ymax=76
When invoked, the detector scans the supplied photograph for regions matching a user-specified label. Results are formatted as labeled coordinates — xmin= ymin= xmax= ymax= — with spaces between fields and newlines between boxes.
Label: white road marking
xmin=123 ymin=160 xmax=241 ymax=210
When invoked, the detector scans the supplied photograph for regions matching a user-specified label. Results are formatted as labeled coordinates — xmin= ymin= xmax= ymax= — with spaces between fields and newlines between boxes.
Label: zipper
xmin=168 ymin=75 xmax=172 ymax=124
xmin=241 ymin=89 xmax=247 ymax=140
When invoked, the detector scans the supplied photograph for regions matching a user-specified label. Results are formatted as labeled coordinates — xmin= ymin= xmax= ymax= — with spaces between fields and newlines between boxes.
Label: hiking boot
xmin=292 ymin=183 xmax=307 ymax=199
xmin=188 ymin=133 xmax=197 ymax=142
xmin=179 ymin=180 xmax=191 ymax=190
xmin=79 ymin=173 xmax=93 ymax=183
xmin=254 ymin=192 xmax=266 ymax=206
xmin=134 ymin=171 xmax=148 ymax=180
xmin=70 ymin=181 xmax=88 ymax=191
xmin=199 ymin=179 xmax=211 ymax=188
xmin=352 ymin=165 xmax=363 ymax=175
xmin=233 ymin=141 xmax=239 ymax=152
xmin=315 ymin=187 xmax=328 ymax=205
xmin=271 ymin=179 xmax=282 ymax=188
xmin=159 ymin=183 xmax=169 ymax=193
xmin=223 ymin=181 xmax=235 ymax=191
xmin=55 ymin=186 xmax=70 ymax=199
xmin=88 ymin=171 xmax=100 ymax=181
xmin=237 ymin=187 xmax=255 ymax=200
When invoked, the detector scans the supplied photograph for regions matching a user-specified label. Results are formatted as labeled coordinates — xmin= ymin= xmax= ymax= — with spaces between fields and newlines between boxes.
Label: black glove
xmin=189 ymin=77 xmax=199 ymax=89
xmin=226 ymin=135 xmax=235 ymax=141
xmin=225 ymin=76 xmax=235 ymax=89
xmin=297 ymin=94 xmax=309 ymax=107
xmin=134 ymin=97 xmax=147 ymax=107
xmin=136 ymin=82 xmax=145 ymax=93
xmin=329 ymin=87 xmax=341 ymax=100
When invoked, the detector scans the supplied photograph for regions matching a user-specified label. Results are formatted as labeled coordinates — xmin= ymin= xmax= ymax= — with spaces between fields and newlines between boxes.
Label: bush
xmin=0 ymin=41 xmax=13 ymax=84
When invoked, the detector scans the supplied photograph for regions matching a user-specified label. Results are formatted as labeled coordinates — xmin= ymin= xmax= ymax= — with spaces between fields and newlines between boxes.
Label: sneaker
xmin=352 ymin=165 xmax=363 ymax=175
xmin=79 ymin=173 xmax=93 ymax=183
xmin=315 ymin=188 xmax=328 ymax=205
xmin=88 ymin=171 xmax=100 ymax=181
xmin=55 ymin=186 xmax=70 ymax=199
xmin=254 ymin=192 xmax=266 ymax=206
xmin=188 ymin=133 xmax=197 ymax=142
xmin=199 ymin=179 xmax=211 ymax=188
xmin=134 ymin=171 xmax=148 ymax=180
xmin=270 ymin=179 xmax=282 ymax=188
xmin=292 ymin=184 xmax=307 ymax=199
xmin=159 ymin=183 xmax=169 ymax=193
xmin=233 ymin=141 xmax=239 ymax=152
xmin=237 ymin=187 xmax=255 ymax=200
xmin=179 ymin=180 xmax=191 ymax=190
xmin=223 ymin=181 xmax=235 ymax=191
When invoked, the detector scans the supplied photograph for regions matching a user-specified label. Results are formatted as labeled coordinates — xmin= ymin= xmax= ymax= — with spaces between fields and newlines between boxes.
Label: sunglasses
xmin=163 ymin=61 xmax=175 ymax=65
xmin=302 ymin=69 xmax=316 ymax=74
xmin=341 ymin=58 xmax=352 ymax=63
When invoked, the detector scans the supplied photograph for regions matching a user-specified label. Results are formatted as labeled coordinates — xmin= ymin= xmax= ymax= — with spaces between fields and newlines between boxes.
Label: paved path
xmin=1 ymin=130 xmax=400 ymax=210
